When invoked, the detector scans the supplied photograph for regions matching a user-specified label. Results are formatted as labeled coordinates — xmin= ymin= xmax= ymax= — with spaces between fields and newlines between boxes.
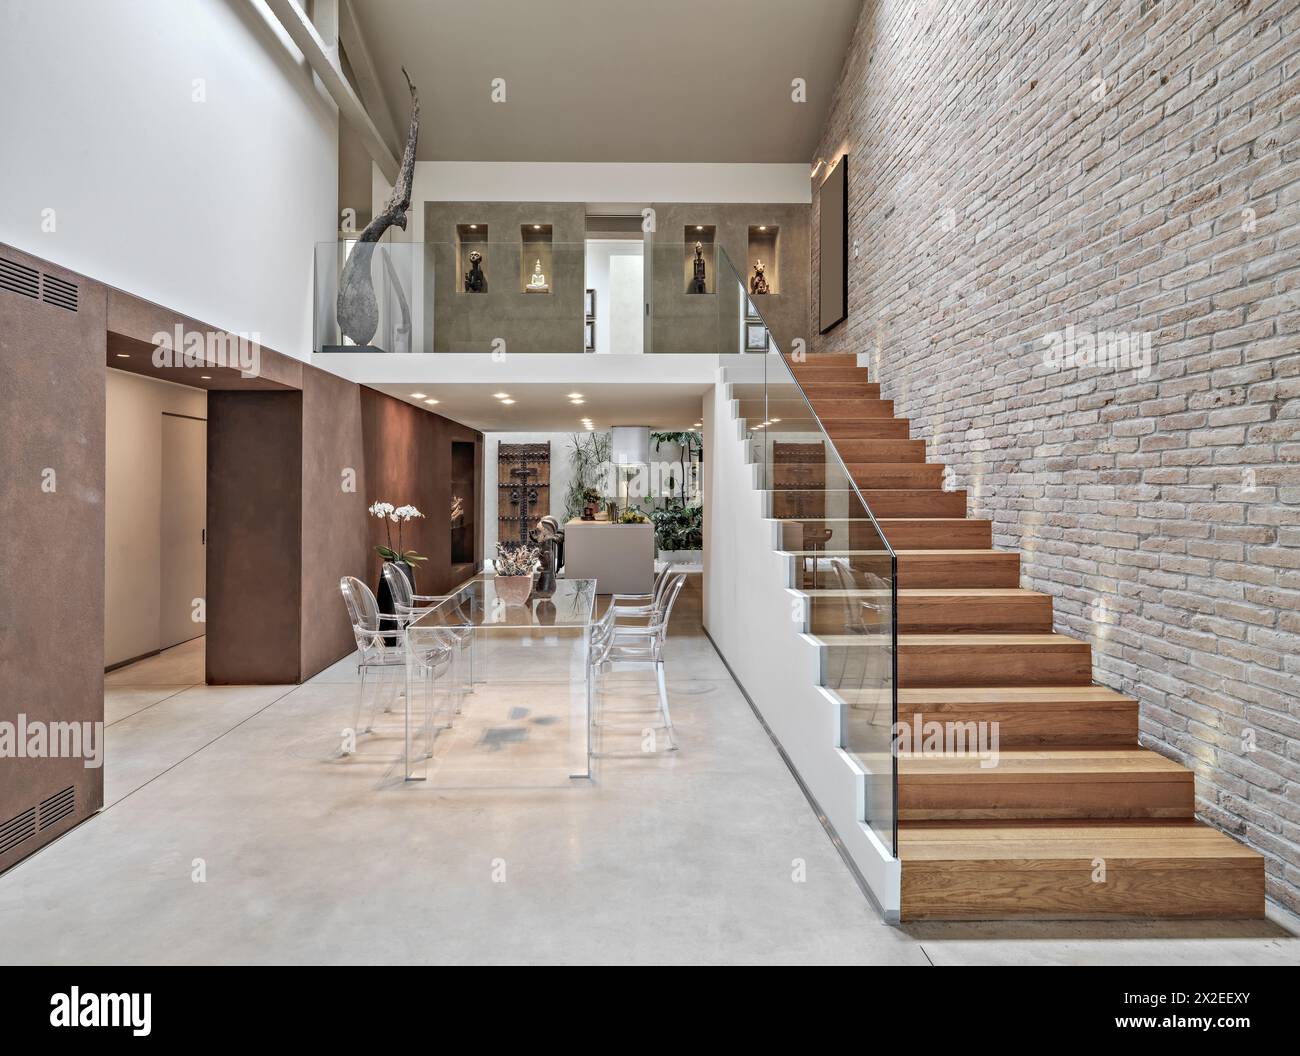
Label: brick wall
xmin=811 ymin=0 xmax=1300 ymax=911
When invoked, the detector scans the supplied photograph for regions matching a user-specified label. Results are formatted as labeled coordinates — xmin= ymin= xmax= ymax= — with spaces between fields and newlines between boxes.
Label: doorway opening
xmin=584 ymin=215 xmax=645 ymax=355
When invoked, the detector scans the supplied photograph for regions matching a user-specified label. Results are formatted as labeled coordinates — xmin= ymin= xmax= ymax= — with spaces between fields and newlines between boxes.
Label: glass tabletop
xmin=408 ymin=575 xmax=597 ymax=630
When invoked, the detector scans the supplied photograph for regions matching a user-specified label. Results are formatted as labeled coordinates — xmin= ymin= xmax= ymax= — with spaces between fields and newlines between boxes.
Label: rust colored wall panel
xmin=206 ymin=391 xmax=303 ymax=685
xmin=0 ymin=246 xmax=107 ymax=871
xmin=359 ymin=388 xmax=483 ymax=598
xmin=299 ymin=365 xmax=368 ymax=680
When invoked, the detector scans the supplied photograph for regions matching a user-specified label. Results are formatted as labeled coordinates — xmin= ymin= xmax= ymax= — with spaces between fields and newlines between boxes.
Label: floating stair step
xmin=837 ymin=685 xmax=1140 ymax=745
xmin=832 ymin=437 xmax=932 ymax=461
xmin=847 ymin=463 xmax=946 ymax=489
xmin=878 ymin=518 xmax=991 ymax=549
xmin=741 ymin=398 xmax=897 ymax=421
xmin=789 ymin=366 xmax=871 ymax=383
xmin=788 ymin=353 xmax=860 ymax=368
xmin=896 ymin=633 xmax=1093 ymax=687
xmin=828 ymin=442 xmax=928 ymax=463
xmin=799 ymin=382 xmax=881 ymax=400
xmin=823 ymin=419 xmax=912 ymax=439
xmin=858 ymin=489 xmax=967 ymax=518
xmin=777 ymin=519 xmax=893 ymax=551
xmin=802 ymin=587 xmax=1049 ymax=635
xmin=898 ymin=748 xmax=1194 ymax=821
xmin=896 ymin=588 xmax=1051 ymax=632
xmin=895 ymin=549 xmax=1020 ymax=588
xmin=898 ymin=819 xmax=1265 ymax=920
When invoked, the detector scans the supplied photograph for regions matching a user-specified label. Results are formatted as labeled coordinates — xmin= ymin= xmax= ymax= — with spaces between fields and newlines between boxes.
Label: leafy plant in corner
xmin=369 ymin=501 xmax=427 ymax=564
xmin=565 ymin=432 xmax=612 ymax=520
xmin=650 ymin=504 xmax=703 ymax=552
xmin=651 ymin=430 xmax=701 ymax=504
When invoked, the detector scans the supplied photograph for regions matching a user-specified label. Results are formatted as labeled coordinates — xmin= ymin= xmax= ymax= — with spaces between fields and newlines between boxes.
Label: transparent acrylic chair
xmin=339 ymin=575 xmax=452 ymax=750
xmin=381 ymin=561 xmax=474 ymax=695
xmin=609 ymin=563 xmax=675 ymax=623
xmin=589 ymin=571 xmax=689 ymax=752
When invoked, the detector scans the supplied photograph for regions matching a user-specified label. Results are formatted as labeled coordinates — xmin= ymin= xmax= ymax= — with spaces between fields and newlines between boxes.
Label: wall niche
xmin=746 ymin=225 xmax=779 ymax=295
xmin=521 ymin=224 xmax=553 ymax=293
xmin=456 ymin=223 xmax=488 ymax=293
xmin=683 ymin=225 xmax=716 ymax=294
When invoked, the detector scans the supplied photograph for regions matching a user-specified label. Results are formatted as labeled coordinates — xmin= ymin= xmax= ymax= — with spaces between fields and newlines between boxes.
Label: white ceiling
xmin=349 ymin=0 xmax=862 ymax=163
xmin=369 ymin=381 xmax=708 ymax=431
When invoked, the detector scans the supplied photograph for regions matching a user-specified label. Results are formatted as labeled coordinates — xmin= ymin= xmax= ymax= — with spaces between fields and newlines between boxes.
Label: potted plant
xmin=369 ymin=501 xmax=427 ymax=641
xmin=494 ymin=541 xmax=538 ymax=606
xmin=580 ymin=487 xmax=601 ymax=521
xmin=650 ymin=503 xmax=703 ymax=567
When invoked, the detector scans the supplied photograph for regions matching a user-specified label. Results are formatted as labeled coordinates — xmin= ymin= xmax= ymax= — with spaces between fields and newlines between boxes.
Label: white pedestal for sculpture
xmin=563 ymin=520 xmax=655 ymax=595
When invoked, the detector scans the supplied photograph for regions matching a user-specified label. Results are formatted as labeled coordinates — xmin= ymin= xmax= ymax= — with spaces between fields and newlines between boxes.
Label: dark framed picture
xmin=818 ymin=153 xmax=848 ymax=334
xmin=745 ymin=322 xmax=768 ymax=352
xmin=584 ymin=288 xmax=596 ymax=319
xmin=584 ymin=320 xmax=595 ymax=351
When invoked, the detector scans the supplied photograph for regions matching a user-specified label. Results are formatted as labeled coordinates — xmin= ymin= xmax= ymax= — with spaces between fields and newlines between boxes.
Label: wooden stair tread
xmin=894 ymin=685 xmax=1135 ymax=705
xmin=798 ymin=587 xmax=1045 ymax=599
xmin=898 ymin=633 xmax=1082 ymax=646
xmin=898 ymin=819 xmax=1261 ymax=863
xmin=899 ymin=747 xmax=1189 ymax=777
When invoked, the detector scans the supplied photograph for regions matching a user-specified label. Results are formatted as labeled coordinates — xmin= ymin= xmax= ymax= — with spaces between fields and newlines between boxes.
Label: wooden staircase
xmin=771 ymin=352 xmax=1265 ymax=921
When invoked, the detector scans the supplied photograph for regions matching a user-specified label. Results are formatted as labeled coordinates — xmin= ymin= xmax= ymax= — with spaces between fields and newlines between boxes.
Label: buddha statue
xmin=464 ymin=250 xmax=486 ymax=292
xmin=750 ymin=259 xmax=770 ymax=295
xmin=526 ymin=257 xmax=549 ymax=293
xmin=689 ymin=241 xmax=707 ymax=294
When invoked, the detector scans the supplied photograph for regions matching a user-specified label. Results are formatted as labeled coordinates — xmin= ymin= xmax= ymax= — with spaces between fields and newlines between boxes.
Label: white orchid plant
xmin=369 ymin=501 xmax=427 ymax=565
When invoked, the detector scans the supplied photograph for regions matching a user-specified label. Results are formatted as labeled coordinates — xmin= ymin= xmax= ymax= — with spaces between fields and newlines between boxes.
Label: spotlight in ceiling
xmin=493 ymin=392 xmax=510 ymax=399
xmin=759 ymin=225 xmax=767 ymax=231
xmin=200 ymin=375 xmax=212 ymax=380
xmin=695 ymin=225 xmax=704 ymax=231
xmin=567 ymin=392 xmax=583 ymax=398
xmin=533 ymin=224 xmax=541 ymax=230
xmin=423 ymin=398 xmax=439 ymax=405
xmin=115 ymin=353 xmax=130 ymax=358
xmin=500 ymin=398 xmax=515 ymax=405
xmin=571 ymin=398 xmax=585 ymax=405
xmin=410 ymin=392 xmax=427 ymax=399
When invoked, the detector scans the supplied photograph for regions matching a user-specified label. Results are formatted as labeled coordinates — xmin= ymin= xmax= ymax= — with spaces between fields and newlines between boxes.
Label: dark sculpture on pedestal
xmin=336 ymin=68 xmax=419 ymax=349
xmin=464 ymin=250 xmax=486 ymax=292
xmin=689 ymin=241 xmax=707 ymax=294
xmin=750 ymin=260 xmax=770 ymax=295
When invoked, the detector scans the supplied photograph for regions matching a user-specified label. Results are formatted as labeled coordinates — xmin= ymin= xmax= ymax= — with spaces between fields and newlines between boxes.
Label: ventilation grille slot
xmin=38 ymin=785 xmax=75 ymax=830
xmin=41 ymin=273 xmax=79 ymax=312
xmin=0 ymin=807 xmax=37 ymax=856
xmin=0 ymin=256 xmax=40 ymax=300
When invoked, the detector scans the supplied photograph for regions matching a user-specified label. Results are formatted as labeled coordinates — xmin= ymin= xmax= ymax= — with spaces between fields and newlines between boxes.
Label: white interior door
xmin=159 ymin=413 xmax=207 ymax=650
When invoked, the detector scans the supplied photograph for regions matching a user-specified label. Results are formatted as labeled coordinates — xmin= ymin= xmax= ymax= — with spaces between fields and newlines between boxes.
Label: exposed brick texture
xmin=811 ymin=0 xmax=1300 ymax=911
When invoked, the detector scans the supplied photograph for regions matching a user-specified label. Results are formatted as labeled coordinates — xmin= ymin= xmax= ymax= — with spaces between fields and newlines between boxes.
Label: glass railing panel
xmin=716 ymin=246 xmax=898 ymax=857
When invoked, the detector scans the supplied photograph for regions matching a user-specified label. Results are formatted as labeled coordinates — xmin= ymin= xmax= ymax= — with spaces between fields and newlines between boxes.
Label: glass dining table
xmin=402 ymin=576 xmax=597 ymax=785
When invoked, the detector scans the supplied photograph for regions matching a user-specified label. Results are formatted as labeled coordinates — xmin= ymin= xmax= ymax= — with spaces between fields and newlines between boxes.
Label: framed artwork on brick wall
xmin=818 ymin=153 xmax=848 ymax=334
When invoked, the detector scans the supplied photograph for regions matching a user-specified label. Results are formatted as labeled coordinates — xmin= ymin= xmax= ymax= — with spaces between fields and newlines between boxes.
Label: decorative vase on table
xmin=376 ymin=558 xmax=414 ymax=646
xmin=495 ymin=575 xmax=534 ymax=607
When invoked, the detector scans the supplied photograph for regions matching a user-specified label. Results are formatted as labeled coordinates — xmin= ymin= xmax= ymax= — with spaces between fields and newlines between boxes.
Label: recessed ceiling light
xmin=759 ymin=225 xmax=767 ymax=231
xmin=533 ymin=224 xmax=541 ymax=230
xmin=770 ymin=417 xmax=781 ymax=423
xmin=423 ymin=398 xmax=439 ymax=405
xmin=493 ymin=392 xmax=510 ymax=399
xmin=115 ymin=353 xmax=130 ymax=359
xmin=695 ymin=226 xmax=704 ymax=231
xmin=567 ymin=392 xmax=583 ymax=398
xmin=469 ymin=224 xmax=477 ymax=229
xmin=200 ymin=375 xmax=212 ymax=380
xmin=501 ymin=398 xmax=515 ymax=405
xmin=571 ymin=398 xmax=585 ymax=405
xmin=410 ymin=392 xmax=427 ymax=399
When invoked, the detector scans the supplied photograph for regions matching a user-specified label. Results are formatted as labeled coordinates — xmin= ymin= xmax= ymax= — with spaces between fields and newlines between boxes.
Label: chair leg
xmin=350 ymin=666 xmax=367 ymax=748
xmin=656 ymin=660 xmax=678 ymax=751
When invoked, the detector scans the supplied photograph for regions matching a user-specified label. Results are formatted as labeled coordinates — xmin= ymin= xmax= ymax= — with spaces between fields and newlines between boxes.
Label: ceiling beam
xmin=338 ymin=0 xmax=402 ymax=157
xmin=263 ymin=0 xmax=399 ymax=184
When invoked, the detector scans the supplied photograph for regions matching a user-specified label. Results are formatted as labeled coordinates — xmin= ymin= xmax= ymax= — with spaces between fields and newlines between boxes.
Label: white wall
xmin=0 ymin=0 xmax=338 ymax=359
xmin=105 ymin=370 xmax=207 ymax=667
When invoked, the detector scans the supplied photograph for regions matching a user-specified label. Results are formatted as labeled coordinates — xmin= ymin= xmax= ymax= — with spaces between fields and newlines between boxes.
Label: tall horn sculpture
xmin=336 ymin=67 xmax=419 ymax=349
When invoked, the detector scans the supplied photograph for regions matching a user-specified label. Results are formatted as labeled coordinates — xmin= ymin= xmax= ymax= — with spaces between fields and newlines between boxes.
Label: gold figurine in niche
xmin=689 ymin=241 xmax=707 ymax=293
xmin=525 ymin=257 xmax=550 ymax=293
xmin=750 ymin=260 xmax=770 ymax=295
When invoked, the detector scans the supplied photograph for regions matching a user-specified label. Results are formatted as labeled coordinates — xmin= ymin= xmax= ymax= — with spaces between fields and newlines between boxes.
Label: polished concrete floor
xmin=2 ymin=583 xmax=1298 ymax=965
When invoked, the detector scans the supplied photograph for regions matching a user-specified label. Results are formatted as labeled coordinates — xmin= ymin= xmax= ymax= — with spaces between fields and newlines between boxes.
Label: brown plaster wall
xmin=0 ymin=246 xmax=107 ymax=870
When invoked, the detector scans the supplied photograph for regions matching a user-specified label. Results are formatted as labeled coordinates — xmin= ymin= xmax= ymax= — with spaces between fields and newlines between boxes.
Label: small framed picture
xmin=584 ymin=320 xmax=595 ymax=351
xmin=746 ymin=322 xmax=768 ymax=352
xmin=584 ymin=288 xmax=596 ymax=319
xmin=746 ymin=298 xmax=761 ymax=321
